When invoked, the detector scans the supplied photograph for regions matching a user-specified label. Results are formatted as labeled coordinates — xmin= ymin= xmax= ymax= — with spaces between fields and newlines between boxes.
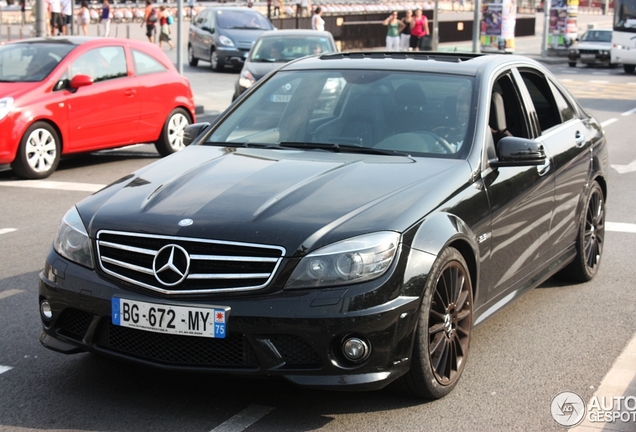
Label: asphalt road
xmin=1 ymin=23 xmax=636 ymax=432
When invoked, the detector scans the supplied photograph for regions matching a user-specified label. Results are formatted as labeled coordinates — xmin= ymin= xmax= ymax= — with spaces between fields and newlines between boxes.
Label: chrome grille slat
xmin=96 ymin=230 xmax=286 ymax=295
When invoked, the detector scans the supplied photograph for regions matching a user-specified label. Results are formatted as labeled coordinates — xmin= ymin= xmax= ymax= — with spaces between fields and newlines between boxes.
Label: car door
xmin=65 ymin=46 xmax=141 ymax=151
xmin=517 ymin=69 xmax=592 ymax=258
xmin=191 ymin=9 xmax=214 ymax=60
xmin=480 ymin=69 xmax=556 ymax=301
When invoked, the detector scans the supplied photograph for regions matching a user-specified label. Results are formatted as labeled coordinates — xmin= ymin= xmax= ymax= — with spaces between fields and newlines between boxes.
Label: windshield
xmin=615 ymin=0 xmax=636 ymax=31
xmin=581 ymin=30 xmax=612 ymax=42
xmin=0 ymin=42 xmax=75 ymax=82
xmin=250 ymin=36 xmax=335 ymax=62
xmin=206 ymin=69 xmax=474 ymax=158
xmin=216 ymin=10 xmax=272 ymax=30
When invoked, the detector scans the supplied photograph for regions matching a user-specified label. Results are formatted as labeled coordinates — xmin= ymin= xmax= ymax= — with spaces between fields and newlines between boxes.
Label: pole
xmin=472 ymin=0 xmax=481 ymax=53
xmin=177 ymin=0 xmax=183 ymax=75
xmin=541 ymin=0 xmax=551 ymax=58
xmin=433 ymin=0 xmax=439 ymax=51
xmin=35 ymin=0 xmax=46 ymax=36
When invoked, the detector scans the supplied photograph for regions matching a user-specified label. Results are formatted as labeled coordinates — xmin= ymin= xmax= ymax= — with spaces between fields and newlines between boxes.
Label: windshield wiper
xmin=278 ymin=142 xmax=408 ymax=156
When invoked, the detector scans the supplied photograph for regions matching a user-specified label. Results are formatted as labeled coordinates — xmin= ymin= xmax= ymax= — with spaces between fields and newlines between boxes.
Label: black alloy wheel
xmin=561 ymin=182 xmax=605 ymax=282
xmin=401 ymin=247 xmax=473 ymax=399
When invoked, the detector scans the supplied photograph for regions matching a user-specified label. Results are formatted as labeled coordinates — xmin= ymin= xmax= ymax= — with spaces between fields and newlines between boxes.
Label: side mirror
xmin=70 ymin=74 xmax=94 ymax=90
xmin=202 ymin=26 xmax=215 ymax=34
xmin=490 ymin=136 xmax=546 ymax=168
xmin=183 ymin=122 xmax=211 ymax=147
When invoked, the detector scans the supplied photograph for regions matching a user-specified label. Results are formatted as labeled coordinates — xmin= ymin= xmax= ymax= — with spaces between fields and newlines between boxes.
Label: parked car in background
xmin=188 ymin=7 xmax=275 ymax=72
xmin=39 ymin=52 xmax=608 ymax=400
xmin=233 ymin=29 xmax=338 ymax=100
xmin=0 ymin=37 xmax=196 ymax=179
xmin=568 ymin=29 xmax=615 ymax=67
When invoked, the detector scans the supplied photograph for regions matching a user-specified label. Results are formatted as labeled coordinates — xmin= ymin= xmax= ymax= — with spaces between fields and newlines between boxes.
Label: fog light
xmin=40 ymin=301 xmax=53 ymax=321
xmin=342 ymin=337 xmax=370 ymax=362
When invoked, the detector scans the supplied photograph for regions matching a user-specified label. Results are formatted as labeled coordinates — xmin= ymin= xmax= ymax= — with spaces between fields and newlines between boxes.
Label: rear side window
xmin=132 ymin=49 xmax=168 ymax=76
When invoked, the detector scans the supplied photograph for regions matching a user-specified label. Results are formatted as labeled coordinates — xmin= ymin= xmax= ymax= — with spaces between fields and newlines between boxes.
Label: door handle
xmin=575 ymin=131 xmax=585 ymax=147
xmin=124 ymin=89 xmax=136 ymax=96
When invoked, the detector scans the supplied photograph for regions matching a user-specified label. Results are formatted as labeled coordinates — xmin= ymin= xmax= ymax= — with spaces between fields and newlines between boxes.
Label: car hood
xmin=0 ymin=82 xmax=42 ymax=99
xmin=79 ymin=145 xmax=471 ymax=256
xmin=244 ymin=61 xmax=281 ymax=80
xmin=575 ymin=41 xmax=611 ymax=50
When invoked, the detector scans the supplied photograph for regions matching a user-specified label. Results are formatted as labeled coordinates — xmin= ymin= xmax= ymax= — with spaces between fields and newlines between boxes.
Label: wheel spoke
xmin=432 ymin=337 xmax=449 ymax=375
xmin=429 ymin=332 xmax=445 ymax=357
xmin=429 ymin=322 xmax=445 ymax=335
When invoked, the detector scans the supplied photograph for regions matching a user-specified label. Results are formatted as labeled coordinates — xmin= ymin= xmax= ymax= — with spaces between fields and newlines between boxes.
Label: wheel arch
xmin=407 ymin=213 xmax=480 ymax=301
xmin=26 ymin=118 xmax=65 ymax=154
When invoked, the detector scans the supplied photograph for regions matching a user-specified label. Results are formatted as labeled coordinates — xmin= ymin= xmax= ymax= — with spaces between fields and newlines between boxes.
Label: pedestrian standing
xmin=383 ymin=11 xmax=404 ymax=51
xmin=101 ymin=0 xmax=111 ymax=37
xmin=400 ymin=10 xmax=413 ymax=51
xmin=158 ymin=5 xmax=174 ymax=50
xmin=50 ymin=0 xmax=62 ymax=35
xmin=300 ymin=0 xmax=311 ymax=17
xmin=20 ymin=0 xmax=26 ymax=26
xmin=78 ymin=0 xmax=90 ymax=35
xmin=61 ymin=0 xmax=72 ymax=35
xmin=409 ymin=8 xmax=430 ymax=51
xmin=273 ymin=0 xmax=281 ymax=17
xmin=141 ymin=0 xmax=157 ymax=43
xmin=311 ymin=7 xmax=324 ymax=31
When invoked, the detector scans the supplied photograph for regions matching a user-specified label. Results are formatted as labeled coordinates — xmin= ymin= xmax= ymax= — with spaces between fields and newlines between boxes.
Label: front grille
xmin=95 ymin=323 xmax=258 ymax=368
xmin=269 ymin=335 xmax=322 ymax=369
xmin=57 ymin=308 xmax=93 ymax=341
xmin=579 ymin=49 xmax=600 ymax=55
xmin=96 ymin=230 xmax=285 ymax=295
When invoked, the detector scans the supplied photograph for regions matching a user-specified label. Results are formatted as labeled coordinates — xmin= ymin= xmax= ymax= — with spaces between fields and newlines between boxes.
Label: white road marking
xmin=0 ymin=228 xmax=17 ymax=235
xmin=611 ymin=160 xmax=636 ymax=174
xmin=601 ymin=118 xmax=618 ymax=127
xmin=0 ymin=365 xmax=13 ymax=375
xmin=606 ymin=222 xmax=636 ymax=233
xmin=560 ymin=78 xmax=574 ymax=82
xmin=621 ymin=107 xmax=636 ymax=116
xmin=0 ymin=289 xmax=24 ymax=300
xmin=571 ymin=332 xmax=636 ymax=431
xmin=0 ymin=180 xmax=105 ymax=192
xmin=589 ymin=80 xmax=610 ymax=84
xmin=210 ymin=405 xmax=275 ymax=432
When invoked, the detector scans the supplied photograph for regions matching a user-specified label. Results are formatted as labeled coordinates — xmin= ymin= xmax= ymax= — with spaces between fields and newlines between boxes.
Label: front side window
xmin=71 ymin=46 xmax=127 ymax=82
xmin=207 ymin=70 xmax=473 ymax=158
xmin=520 ymin=71 xmax=562 ymax=134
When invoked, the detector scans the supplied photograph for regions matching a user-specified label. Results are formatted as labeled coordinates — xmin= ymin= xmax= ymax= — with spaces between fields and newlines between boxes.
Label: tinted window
xmin=132 ymin=49 xmax=168 ymax=75
xmin=520 ymin=71 xmax=562 ymax=134
xmin=549 ymin=81 xmax=577 ymax=122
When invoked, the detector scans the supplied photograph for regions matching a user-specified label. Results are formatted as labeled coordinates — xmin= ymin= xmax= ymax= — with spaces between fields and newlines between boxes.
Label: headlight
xmin=0 ymin=97 xmax=14 ymax=121
xmin=285 ymin=232 xmax=400 ymax=289
xmin=602 ymin=50 xmax=609 ymax=56
xmin=53 ymin=207 xmax=94 ymax=268
xmin=570 ymin=49 xmax=578 ymax=54
xmin=219 ymin=35 xmax=235 ymax=47
xmin=238 ymin=70 xmax=255 ymax=89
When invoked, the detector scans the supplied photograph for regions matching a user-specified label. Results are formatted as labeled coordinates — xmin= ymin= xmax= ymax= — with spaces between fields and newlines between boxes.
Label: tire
xmin=400 ymin=247 xmax=473 ymax=399
xmin=558 ymin=182 xmax=605 ymax=282
xmin=568 ymin=62 xmax=577 ymax=68
xmin=211 ymin=49 xmax=224 ymax=72
xmin=11 ymin=122 xmax=60 ymax=179
xmin=624 ymin=64 xmax=636 ymax=74
xmin=154 ymin=108 xmax=192 ymax=157
xmin=188 ymin=45 xmax=198 ymax=67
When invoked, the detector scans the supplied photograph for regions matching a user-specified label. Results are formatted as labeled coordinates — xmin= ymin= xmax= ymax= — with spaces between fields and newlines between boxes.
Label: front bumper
xmin=569 ymin=51 xmax=612 ymax=65
xmin=216 ymin=47 xmax=249 ymax=66
xmin=38 ymin=249 xmax=423 ymax=391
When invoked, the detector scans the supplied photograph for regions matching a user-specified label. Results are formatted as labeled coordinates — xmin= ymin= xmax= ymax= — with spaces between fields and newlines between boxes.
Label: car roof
xmin=257 ymin=30 xmax=335 ymax=39
xmin=278 ymin=52 xmax=542 ymax=77
xmin=11 ymin=36 xmax=155 ymax=49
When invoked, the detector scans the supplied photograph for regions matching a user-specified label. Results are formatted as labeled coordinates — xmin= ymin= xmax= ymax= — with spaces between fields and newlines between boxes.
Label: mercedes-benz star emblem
xmin=153 ymin=244 xmax=190 ymax=286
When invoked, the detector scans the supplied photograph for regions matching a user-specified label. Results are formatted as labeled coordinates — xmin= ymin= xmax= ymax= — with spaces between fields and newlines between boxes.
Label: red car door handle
xmin=124 ymin=89 xmax=137 ymax=96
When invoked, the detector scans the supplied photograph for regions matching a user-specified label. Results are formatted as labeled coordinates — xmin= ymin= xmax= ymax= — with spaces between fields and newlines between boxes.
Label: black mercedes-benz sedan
xmin=39 ymin=52 xmax=608 ymax=399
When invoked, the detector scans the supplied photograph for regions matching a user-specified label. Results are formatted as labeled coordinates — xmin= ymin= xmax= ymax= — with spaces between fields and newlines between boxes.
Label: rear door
xmin=516 ymin=69 xmax=592 ymax=258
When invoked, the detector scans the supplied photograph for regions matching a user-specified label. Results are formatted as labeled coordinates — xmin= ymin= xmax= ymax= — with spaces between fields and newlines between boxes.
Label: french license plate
xmin=581 ymin=53 xmax=596 ymax=59
xmin=271 ymin=94 xmax=291 ymax=103
xmin=111 ymin=297 xmax=228 ymax=338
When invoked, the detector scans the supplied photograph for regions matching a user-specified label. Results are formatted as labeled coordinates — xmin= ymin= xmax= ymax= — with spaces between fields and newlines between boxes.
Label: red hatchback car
xmin=0 ymin=37 xmax=196 ymax=179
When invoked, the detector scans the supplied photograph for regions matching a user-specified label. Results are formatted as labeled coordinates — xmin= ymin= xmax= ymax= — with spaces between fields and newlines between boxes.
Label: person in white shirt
xmin=311 ymin=7 xmax=324 ymax=31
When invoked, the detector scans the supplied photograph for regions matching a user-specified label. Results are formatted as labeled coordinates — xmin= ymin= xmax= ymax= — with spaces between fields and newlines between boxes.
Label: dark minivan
xmin=188 ymin=7 xmax=274 ymax=72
